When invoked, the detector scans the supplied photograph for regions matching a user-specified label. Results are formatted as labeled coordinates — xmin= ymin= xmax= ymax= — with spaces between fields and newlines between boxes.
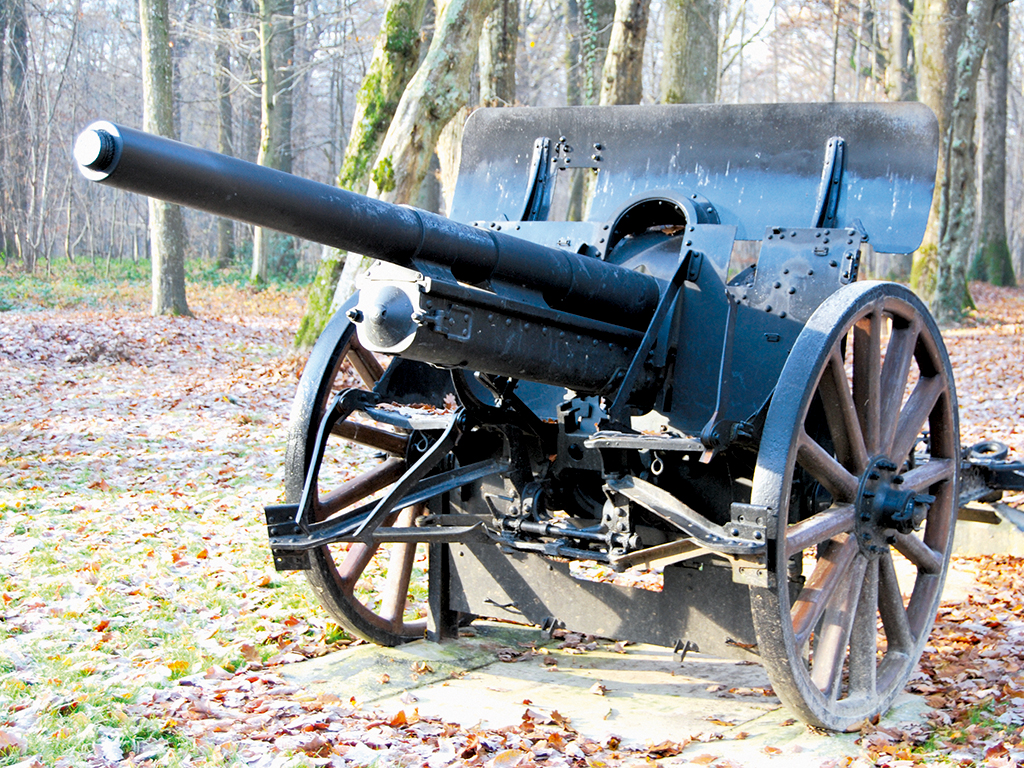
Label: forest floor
xmin=0 ymin=275 xmax=1022 ymax=767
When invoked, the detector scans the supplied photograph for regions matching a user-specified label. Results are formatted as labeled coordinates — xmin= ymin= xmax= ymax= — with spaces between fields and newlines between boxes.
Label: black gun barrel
xmin=74 ymin=122 xmax=660 ymax=329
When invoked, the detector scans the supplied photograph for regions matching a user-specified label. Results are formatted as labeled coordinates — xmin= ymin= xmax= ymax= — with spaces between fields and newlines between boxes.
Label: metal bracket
xmin=553 ymin=135 xmax=604 ymax=171
xmin=520 ymin=137 xmax=555 ymax=221
xmin=268 ymin=458 xmax=507 ymax=553
xmin=674 ymin=639 xmax=699 ymax=663
xmin=607 ymin=474 xmax=766 ymax=556
xmin=352 ymin=410 xmax=465 ymax=544
xmin=607 ymin=248 xmax=694 ymax=423
xmin=698 ymin=290 xmax=740 ymax=463
xmin=291 ymin=387 xmax=379 ymax=536
xmin=686 ymin=250 xmax=704 ymax=282
xmin=542 ymin=616 xmax=566 ymax=637
xmin=414 ymin=303 xmax=473 ymax=341
xmin=811 ymin=136 xmax=845 ymax=228
xmin=727 ymin=502 xmax=773 ymax=587
xmin=265 ymin=504 xmax=311 ymax=571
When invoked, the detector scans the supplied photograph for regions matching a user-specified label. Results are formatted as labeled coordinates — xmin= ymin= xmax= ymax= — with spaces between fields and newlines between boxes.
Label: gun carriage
xmin=76 ymin=103 xmax=1024 ymax=731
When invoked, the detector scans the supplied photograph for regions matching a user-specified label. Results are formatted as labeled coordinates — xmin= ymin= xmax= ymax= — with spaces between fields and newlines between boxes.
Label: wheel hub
xmin=855 ymin=455 xmax=935 ymax=556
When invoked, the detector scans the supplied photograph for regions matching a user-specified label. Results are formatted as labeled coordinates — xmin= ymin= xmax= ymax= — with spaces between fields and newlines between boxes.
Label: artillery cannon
xmin=76 ymin=104 xmax=1024 ymax=731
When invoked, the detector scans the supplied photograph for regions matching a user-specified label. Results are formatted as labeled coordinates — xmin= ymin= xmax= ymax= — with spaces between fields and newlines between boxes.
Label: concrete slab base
xmin=954 ymin=502 xmax=1024 ymax=556
xmin=282 ymin=559 xmax=978 ymax=765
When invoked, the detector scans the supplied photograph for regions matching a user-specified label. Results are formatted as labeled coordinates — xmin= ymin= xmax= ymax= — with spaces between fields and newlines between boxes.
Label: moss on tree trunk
xmin=910 ymin=0 xmax=966 ymax=299
xmin=295 ymin=0 xmax=428 ymax=347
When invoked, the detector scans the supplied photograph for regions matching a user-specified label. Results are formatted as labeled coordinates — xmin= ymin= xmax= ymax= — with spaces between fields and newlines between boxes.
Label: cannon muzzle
xmin=74 ymin=121 xmax=661 ymax=330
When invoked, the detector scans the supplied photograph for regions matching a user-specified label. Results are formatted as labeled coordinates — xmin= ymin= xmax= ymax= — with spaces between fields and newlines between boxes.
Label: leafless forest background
xmin=0 ymin=0 xmax=1021 ymax=286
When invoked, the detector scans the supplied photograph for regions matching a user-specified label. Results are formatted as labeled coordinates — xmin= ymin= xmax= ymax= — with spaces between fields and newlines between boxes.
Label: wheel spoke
xmin=891 ymin=375 xmax=944 ymax=466
xmin=332 ymin=420 xmax=409 ymax=456
xmin=785 ymin=504 xmax=857 ymax=558
xmin=878 ymin=550 xmax=915 ymax=653
xmin=379 ymin=505 xmax=422 ymax=626
xmin=337 ymin=542 xmax=378 ymax=588
xmin=818 ymin=348 xmax=869 ymax=475
xmin=893 ymin=531 xmax=943 ymax=575
xmin=319 ymin=457 xmax=407 ymax=517
xmin=811 ymin=554 xmax=868 ymax=699
xmin=878 ymin=319 xmax=920 ymax=455
xmin=347 ymin=340 xmax=384 ymax=386
xmin=791 ymin=533 xmax=859 ymax=647
xmin=901 ymin=458 xmax=955 ymax=492
xmin=797 ymin=431 xmax=859 ymax=502
xmin=853 ymin=312 xmax=882 ymax=454
xmin=846 ymin=557 xmax=879 ymax=699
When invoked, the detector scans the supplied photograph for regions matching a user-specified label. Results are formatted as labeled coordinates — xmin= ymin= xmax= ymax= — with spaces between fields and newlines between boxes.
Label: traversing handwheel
xmin=284 ymin=302 xmax=429 ymax=646
xmin=750 ymin=281 xmax=959 ymax=731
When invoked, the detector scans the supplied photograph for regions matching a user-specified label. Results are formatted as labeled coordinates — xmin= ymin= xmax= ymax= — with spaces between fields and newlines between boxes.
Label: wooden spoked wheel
xmin=749 ymin=282 xmax=959 ymax=731
xmin=284 ymin=304 xmax=428 ymax=646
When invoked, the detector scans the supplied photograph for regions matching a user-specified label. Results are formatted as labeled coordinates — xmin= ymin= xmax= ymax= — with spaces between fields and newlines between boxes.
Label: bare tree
xmin=661 ymin=0 xmax=719 ymax=103
xmin=368 ymin=0 xmax=498 ymax=204
xmin=599 ymin=0 xmax=649 ymax=104
xmin=887 ymin=0 xmax=915 ymax=99
xmin=928 ymin=0 xmax=1000 ymax=321
xmin=564 ymin=0 xmax=615 ymax=106
xmin=141 ymin=0 xmax=190 ymax=315
xmin=215 ymin=0 xmax=235 ymax=268
xmin=327 ymin=0 xmax=495 ymax=307
xmin=2 ymin=0 xmax=29 ymax=268
xmin=0 ymin=0 xmax=12 ymax=261
xmin=480 ymin=0 xmax=518 ymax=106
xmin=295 ymin=0 xmax=429 ymax=347
xmin=970 ymin=0 xmax=1014 ymax=286
xmin=910 ymin=0 xmax=968 ymax=294
xmin=251 ymin=0 xmax=296 ymax=282
xmin=852 ymin=0 xmax=885 ymax=100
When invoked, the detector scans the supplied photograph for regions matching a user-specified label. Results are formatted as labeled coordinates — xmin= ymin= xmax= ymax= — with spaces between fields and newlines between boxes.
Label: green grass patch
xmin=0 ymin=254 xmax=314 ymax=313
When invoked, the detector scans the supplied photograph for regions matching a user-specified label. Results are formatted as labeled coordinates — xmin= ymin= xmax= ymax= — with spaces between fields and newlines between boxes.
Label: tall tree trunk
xmin=252 ymin=0 xmax=295 ymax=283
xmin=564 ymin=0 xmax=613 ymax=220
xmin=660 ymin=0 xmax=719 ymax=104
xmin=854 ymin=0 xmax=867 ymax=98
xmin=909 ymin=0 xmax=968 ymax=295
xmin=565 ymin=0 xmax=582 ymax=106
xmin=969 ymin=1 xmax=1014 ymax=286
xmin=0 ymin=0 xmax=11 ymax=261
xmin=140 ymin=0 xmax=190 ymax=316
xmin=0 ymin=0 xmax=6 ymax=262
xmin=295 ymin=0 xmax=429 ymax=347
xmin=830 ymin=0 xmax=841 ymax=100
xmin=238 ymin=0 xmax=261 ymax=165
xmin=565 ymin=0 xmax=615 ymax=107
xmin=5 ymin=0 xmax=29 ymax=270
xmin=887 ymin=0 xmax=916 ymax=100
xmin=333 ymin=0 xmax=494 ymax=303
xmin=479 ymin=0 xmax=518 ymax=106
xmin=599 ymin=0 xmax=649 ymax=105
xmin=215 ymin=0 xmax=235 ymax=269
xmin=929 ymin=0 xmax=998 ymax=322
xmin=369 ymin=0 xmax=497 ymax=204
